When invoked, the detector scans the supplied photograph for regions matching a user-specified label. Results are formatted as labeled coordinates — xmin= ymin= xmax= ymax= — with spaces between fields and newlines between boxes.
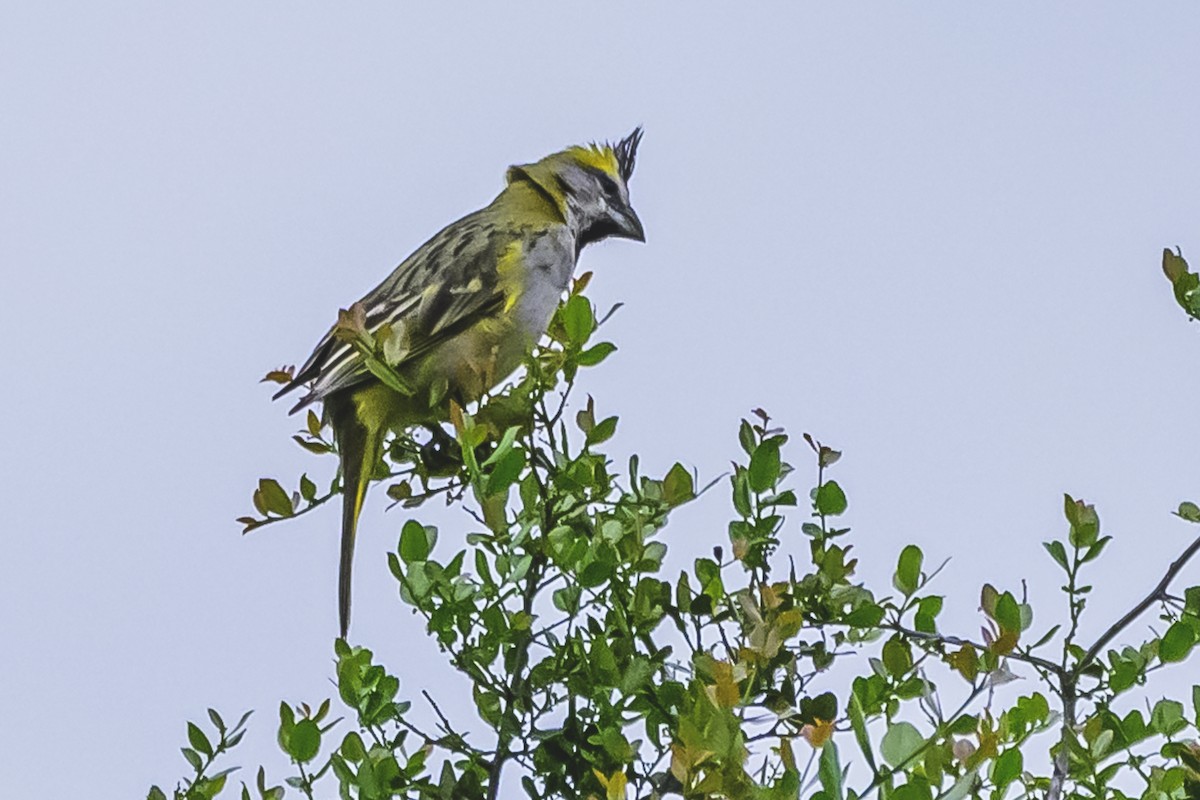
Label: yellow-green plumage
xmin=273 ymin=130 xmax=644 ymax=638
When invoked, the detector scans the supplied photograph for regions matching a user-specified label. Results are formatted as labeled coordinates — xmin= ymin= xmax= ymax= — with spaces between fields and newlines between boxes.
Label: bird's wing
xmin=275 ymin=214 xmax=514 ymax=412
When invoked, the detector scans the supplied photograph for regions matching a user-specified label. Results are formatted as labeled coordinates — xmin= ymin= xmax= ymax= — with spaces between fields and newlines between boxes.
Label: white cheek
xmin=597 ymin=196 xmax=608 ymax=213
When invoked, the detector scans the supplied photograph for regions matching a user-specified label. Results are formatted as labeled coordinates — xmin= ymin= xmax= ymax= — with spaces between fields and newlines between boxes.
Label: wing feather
xmin=275 ymin=211 xmax=514 ymax=413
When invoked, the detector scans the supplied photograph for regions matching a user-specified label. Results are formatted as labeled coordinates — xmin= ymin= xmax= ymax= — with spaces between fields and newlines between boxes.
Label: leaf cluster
xmin=151 ymin=255 xmax=1200 ymax=800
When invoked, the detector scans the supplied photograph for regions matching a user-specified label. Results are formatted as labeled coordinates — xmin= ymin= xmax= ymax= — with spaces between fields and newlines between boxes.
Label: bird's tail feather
xmin=336 ymin=411 xmax=382 ymax=640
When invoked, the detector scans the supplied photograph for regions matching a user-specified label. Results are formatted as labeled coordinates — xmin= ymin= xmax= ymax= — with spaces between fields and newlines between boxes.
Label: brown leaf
xmin=710 ymin=660 xmax=740 ymax=709
xmin=333 ymin=302 xmax=368 ymax=342
xmin=448 ymin=399 xmax=465 ymax=435
xmin=261 ymin=367 xmax=294 ymax=385
xmin=947 ymin=643 xmax=979 ymax=682
xmin=801 ymin=719 xmax=834 ymax=748
xmin=572 ymin=271 xmax=593 ymax=295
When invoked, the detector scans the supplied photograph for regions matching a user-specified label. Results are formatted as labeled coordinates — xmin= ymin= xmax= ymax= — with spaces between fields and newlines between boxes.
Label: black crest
xmin=614 ymin=126 xmax=643 ymax=183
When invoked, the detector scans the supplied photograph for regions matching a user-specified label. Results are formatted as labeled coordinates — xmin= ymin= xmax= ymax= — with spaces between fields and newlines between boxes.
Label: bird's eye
xmin=597 ymin=174 xmax=621 ymax=200
xmin=587 ymin=167 xmax=623 ymax=204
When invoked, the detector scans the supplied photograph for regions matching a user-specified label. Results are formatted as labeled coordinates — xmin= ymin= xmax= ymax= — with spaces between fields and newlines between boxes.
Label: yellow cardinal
xmin=273 ymin=130 xmax=645 ymax=638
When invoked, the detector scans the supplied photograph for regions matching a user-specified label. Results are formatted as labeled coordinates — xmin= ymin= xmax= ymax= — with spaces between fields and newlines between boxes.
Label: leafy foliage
xmin=152 ymin=256 xmax=1200 ymax=799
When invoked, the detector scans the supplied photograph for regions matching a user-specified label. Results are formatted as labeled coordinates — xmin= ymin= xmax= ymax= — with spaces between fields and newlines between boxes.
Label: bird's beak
xmin=615 ymin=206 xmax=645 ymax=242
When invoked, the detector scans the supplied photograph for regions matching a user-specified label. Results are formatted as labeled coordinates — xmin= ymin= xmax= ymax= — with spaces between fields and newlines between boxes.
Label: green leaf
xmin=576 ymin=341 xmax=617 ymax=366
xmin=890 ymin=783 xmax=931 ymax=800
xmin=293 ymin=436 xmax=332 ymax=455
xmin=880 ymin=721 xmax=924 ymax=767
xmin=663 ymin=463 xmax=695 ymax=507
xmin=1164 ymin=246 xmax=1190 ymax=282
xmin=1186 ymin=587 xmax=1200 ymax=616
xmin=1160 ymin=621 xmax=1196 ymax=663
xmin=748 ymin=438 xmax=782 ymax=492
xmin=1031 ymin=624 xmax=1061 ymax=649
xmin=1018 ymin=602 xmax=1034 ymax=632
xmin=802 ymin=692 xmax=838 ymax=722
xmin=980 ymin=583 xmax=999 ymax=618
xmin=731 ymin=470 xmax=751 ymax=516
xmin=1065 ymin=496 xmax=1100 ymax=547
xmin=992 ymin=748 xmax=1022 ymax=787
xmin=343 ymin=734 xmax=364 ymax=762
xmin=914 ymin=596 xmax=942 ymax=634
xmin=843 ymin=603 xmax=885 ymax=628
xmin=1091 ymin=729 xmax=1114 ymax=759
xmin=893 ymin=545 xmax=923 ymax=596
xmin=818 ymin=740 xmax=845 ymax=800
xmin=481 ymin=426 xmax=519 ymax=467
xmin=882 ymin=637 xmax=913 ymax=677
xmin=257 ymin=478 xmax=293 ymax=517
xmin=1081 ymin=535 xmax=1112 ymax=564
xmin=1151 ymin=699 xmax=1187 ymax=736
xmin=815 ymin=480 xmax=848 ymax=516
xmin=1177 ymin=502 xmax=1200 ymax=523
xmin=485 ymin=447 xmax=525 ymax=495
xmin=553 ymin=585 xmax=581 ymax=613
xmin=1120 ymin=709 xmax=1147 ymax=744
xmin=994 ymin=591 xmax=1021 ymax=633
xmin=561 ymin=295 xmax=595 ymax=344
xmin=1043 ymin=540 xmax=1069 ymax=570
xmin=147 ymin=788 xmax=168 ymax=800
xmin=848 ymin=692 xmax=877 ymax=771
xmin=770 ymin=489 xmax=797 ymax=506
xmin=939 ymin=769 xmax=979 ymax=800
xmin=586 ymin=416 xmax=618 ymax=446
xmin=575 ymin=403 xmax=595 ymax=435
xmin=288 ymin=719 xmax=321 ymax=763
xmin=738 ymin=420 xmax=756 ymax=455
xmin=363 ymin=355 xmax=415 ymax=396
xmin=1164 ymin=248 xmax=1200 ymax=318
xmin=181 ymin=747 xmax=202 ymax=770
xmin=399 ymin=520 xmax=432 ymax=563
xmin=187 ymin=721 xmax=213 ymax=757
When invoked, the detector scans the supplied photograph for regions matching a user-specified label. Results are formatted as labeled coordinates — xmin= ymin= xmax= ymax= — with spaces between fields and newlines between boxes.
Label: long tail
xmin=332 ymin=404 xmax=384 ymax=640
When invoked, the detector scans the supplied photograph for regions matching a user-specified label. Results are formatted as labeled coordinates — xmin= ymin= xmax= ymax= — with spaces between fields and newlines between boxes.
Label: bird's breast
xmin=425 ymin=228 xmax=575 ymax=403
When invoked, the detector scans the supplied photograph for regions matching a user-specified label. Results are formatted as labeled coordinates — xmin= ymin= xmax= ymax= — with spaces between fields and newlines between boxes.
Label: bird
xmin=272 ymin=129 xmax=646 ymax=638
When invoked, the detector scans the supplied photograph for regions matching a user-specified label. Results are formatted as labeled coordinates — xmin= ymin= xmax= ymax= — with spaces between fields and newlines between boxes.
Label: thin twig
xmin=422 ymin=690 xmax=460 ymax=740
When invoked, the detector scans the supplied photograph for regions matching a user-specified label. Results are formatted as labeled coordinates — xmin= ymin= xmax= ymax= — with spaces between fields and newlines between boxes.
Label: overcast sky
xmin=4 ymin=4 xmax=1200 ymax=797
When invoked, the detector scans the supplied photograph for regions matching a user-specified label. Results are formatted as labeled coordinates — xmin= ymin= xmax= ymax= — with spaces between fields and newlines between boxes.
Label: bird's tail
xmin=334 ymin=408 xmax=384 ymax=640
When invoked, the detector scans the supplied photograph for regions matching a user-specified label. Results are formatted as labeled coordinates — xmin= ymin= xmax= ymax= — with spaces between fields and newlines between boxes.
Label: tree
xmin=152 ymin=252 xmax=1200 ymax=800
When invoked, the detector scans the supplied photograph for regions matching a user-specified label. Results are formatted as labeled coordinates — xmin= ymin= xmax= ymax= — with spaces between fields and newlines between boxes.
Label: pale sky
xmin=4 ymin=4 xmax=1200 ymax=797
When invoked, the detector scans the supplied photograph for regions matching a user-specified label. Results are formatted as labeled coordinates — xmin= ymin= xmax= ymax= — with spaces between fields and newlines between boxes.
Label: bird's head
xmin=506 ymin=128 xmax=645 ymax=250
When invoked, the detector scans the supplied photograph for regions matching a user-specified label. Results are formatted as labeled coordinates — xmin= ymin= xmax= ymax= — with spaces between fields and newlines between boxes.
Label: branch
xmin=855 ymin=680 xmax=989 ymax=798
xmin=486 ymin=427 xmax=553 ymax=800
xmin=240 ymin=488 xmax=337 ymax=533
xmin=485 ymin=555 xmax=545 ymax=800
xmin=1074 ymin=532 xmax=1200 ymax=676
xmin=1047 ymin=680 xmax=1076 ymax=800
xmin=1046 ymin=531 xmax=1200 ymax=800
xmin=885 ymin=623 xmax=1065 ymax=677
xmin=418 ymin=689 xmax=482 ymax=757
